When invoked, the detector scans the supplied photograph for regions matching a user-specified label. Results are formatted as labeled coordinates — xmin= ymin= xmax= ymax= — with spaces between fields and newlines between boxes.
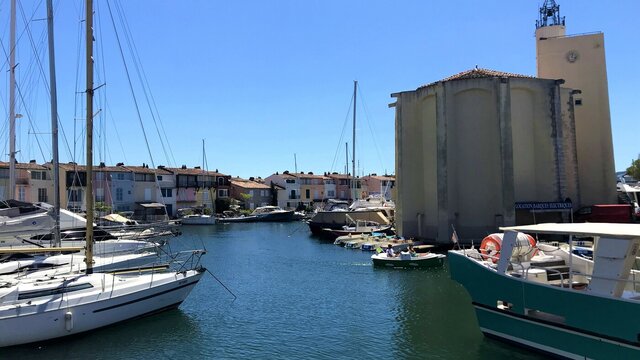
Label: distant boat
xmin=179 ymin=213 xmax=217 ymax=225
xmin=371 ymin=251 xmax=445 ymax=269
xmin=323 ymin=216 xmax=393 ymax=238
xmin=218 ymin=206 xmax=295 ymax=223
xmin=307 ymin=197 xmax=393 ymax=235
xmin=251 ymin=206 xmax=295 ymax=222
xmin=449 ymin=223 xmax=640 ymax=358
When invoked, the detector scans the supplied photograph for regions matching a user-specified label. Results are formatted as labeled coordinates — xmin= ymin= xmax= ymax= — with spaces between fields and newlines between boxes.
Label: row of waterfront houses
xmin=0 ymin=161 xmax=394 ymax=218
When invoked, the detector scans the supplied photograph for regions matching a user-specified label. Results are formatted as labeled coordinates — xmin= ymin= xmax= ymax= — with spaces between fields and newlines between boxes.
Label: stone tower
xmin=535 ymin=0 xmax=617 ymax=206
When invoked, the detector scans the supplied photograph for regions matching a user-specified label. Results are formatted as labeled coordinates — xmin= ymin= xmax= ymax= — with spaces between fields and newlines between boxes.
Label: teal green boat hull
xmin=448 ymin=251 xmax=640 ymax=359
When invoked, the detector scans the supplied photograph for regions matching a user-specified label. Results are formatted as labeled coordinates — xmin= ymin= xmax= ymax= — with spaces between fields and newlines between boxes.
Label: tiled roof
xmin=123 ymin=165 xmax=173 ymax=175
xmin=16 ymin=162 xmax=47 ymax=170
xmin=326 ymin=173 xmax=354 ymax=180
xmin=419 ymin=68 xmax=535 ymax=89
xmin=366 ymin=175 xmax=395 ymax=181
xmin=295 ymin=172 xmax=325 ymax=179
xmin=165 ymin=167 xmax=225 ymax=176
xmin=231 ymin=179 xmax=270 ymax=189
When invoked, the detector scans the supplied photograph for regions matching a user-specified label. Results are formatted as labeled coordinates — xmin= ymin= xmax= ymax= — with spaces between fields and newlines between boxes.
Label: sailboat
xmin=178 ymin=139 xmax=216 ymax=225
xmin=0 ymin=1 xmax=204 ymax=347
xmin=307 ymin=81 xmax=393 ymax=236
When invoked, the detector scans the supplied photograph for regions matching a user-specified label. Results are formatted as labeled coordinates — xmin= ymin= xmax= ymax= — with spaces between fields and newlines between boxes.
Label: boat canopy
xmin=500 ymin=222 xmax=640 ymax=238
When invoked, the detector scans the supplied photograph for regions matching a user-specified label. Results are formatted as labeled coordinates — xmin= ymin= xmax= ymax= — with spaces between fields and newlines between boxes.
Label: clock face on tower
xmin=566 ymin=50 xmax=579 ymax=63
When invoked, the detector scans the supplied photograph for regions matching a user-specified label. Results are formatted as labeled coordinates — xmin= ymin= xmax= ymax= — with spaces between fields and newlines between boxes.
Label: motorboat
xmin=250 ymin=206 xmax=295 ymax=222
xmin=323 ymin=217 xmax=393 ymax=238
xmin=448 ymin=223 xmax=640 ymax=359
xmin=371 ymin=251 xmax=445 ymax=268
xmin=0 ymin=202 xmax=87 ymax=247
xmin=307 ymin=196 xmax=394 ymax=235
xmin=179 ymin=213 xmax=217 ymax=225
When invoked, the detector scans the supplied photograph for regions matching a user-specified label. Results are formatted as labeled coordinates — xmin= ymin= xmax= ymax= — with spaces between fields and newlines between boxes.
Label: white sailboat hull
xmin=0 ymin=269 xmax=204 ymax=347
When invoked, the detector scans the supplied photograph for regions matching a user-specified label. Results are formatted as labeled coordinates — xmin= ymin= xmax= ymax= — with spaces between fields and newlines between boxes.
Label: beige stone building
xmin=392 ymin=69 xmax=580 ymax=243
xmin=392 ymin=3 xmax=616 ymax=244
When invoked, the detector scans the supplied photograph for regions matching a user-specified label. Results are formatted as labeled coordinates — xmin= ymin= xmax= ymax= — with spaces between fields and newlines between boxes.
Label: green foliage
xmin=627 ymin=157 xmax=640 ymax=180
xmin=95 ymin=201 xmax=111 ymax=213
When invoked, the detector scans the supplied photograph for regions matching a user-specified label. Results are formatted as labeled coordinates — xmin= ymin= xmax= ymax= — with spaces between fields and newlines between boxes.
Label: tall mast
xmin=47 ymin=0 xmax=61 ymax=247
xmin=351 ymin=80 xmax=357 ymax=202
xmin=85 ymin=0 xmax=95 ymax=274
xmin=8 ymin=0 xmax=17 ymax=199
xmin=345 ymin=142 xmax=348 ymax=176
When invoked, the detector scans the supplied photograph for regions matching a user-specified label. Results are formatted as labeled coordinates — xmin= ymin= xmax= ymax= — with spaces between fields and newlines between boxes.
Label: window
xmin=285 ymin=179 xmax=295 ymax=184
xmin=31 ymin=171 xmax=46 ymax=180
xmin=116 ymin=173 xmax=125 ymax=180
xmin=95 ymin=172 xmax=104 ymax=180
xmin=218 ymin=177 xmax=224 ymax=185
xmin=116 ymin=188 xmax=123 ymax=201
xmin=218 ymin=189 xmax=228 ymax=198
xmin=161 ymin=188 xmax=172 ymax=198
xmin=19 ymin=283 xmax=93 ymax=300
xmin=96 ymin=188 xmax=105 ymax=202
xmin=157 ymin=175 xmax=163 ymax=181
xmin=69 ymin=189 xmax=82 ymax=202
xmin=305 ymin=189 xmax=310 ymax=199
xmin=249 ymin=190 xmax=254 ymax=197
xmin=135 ymin=173 xmax=154 ymax=182
xmin=575 ymin=99 xmax=582 ymax=106
xmin=327 ymin=190 xmax=335 ymax=197
xmin=38 ymin=188 xmax=48 ymax=202
xmin=144 ymin=188 xmax=152 ymax=201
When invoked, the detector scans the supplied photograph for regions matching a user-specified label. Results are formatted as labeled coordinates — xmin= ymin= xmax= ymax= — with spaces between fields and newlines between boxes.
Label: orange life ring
xmin=480 ymin=234 xmax=502 ymax=263
xmin=480 ymin=233 xmax=537 ymax=263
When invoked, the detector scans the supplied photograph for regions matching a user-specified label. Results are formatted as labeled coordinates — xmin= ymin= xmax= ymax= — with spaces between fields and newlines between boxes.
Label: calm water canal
xmin=2 ymin=222 xmax=545 ymax=359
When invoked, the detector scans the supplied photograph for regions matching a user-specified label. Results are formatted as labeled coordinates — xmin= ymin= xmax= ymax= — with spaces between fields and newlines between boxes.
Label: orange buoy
xmin=480 ymin=234 xmax=503 ymax=263
xmin=479 ymin=233 xmax=537 ymax=263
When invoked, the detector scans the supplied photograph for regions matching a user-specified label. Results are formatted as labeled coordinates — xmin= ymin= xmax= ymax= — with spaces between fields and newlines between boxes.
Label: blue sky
xmin=1 ymin=0 xmax=638 ymax=179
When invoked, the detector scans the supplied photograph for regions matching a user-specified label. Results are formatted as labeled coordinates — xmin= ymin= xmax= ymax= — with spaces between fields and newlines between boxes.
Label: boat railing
xmin=519 ymin=262 xmax=640 ymax=293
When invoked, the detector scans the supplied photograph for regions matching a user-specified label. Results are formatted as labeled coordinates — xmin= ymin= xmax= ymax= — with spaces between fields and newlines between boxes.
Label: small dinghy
xmin=371 ymin=251 xmax=445 ymax=269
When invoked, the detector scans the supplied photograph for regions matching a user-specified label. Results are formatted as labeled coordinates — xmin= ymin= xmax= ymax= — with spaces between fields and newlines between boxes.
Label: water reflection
xmin=1 ymin=222 xmax=545 ymax=359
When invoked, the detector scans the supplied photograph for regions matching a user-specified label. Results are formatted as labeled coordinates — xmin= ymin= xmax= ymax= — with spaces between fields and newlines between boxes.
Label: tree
xmin=239 ymin=193 xmax=252 ymax=209
xmin=627 ymin=157 xmax=640 ymax=181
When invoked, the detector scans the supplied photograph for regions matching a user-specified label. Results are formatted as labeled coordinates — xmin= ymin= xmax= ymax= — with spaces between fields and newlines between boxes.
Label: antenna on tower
xmin=536 ymin=0 xmax=565 ymax=29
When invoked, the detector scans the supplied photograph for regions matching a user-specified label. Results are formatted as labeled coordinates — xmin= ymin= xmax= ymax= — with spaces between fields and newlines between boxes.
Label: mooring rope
xmin=205 ymin=268 xmax=237 ymax=301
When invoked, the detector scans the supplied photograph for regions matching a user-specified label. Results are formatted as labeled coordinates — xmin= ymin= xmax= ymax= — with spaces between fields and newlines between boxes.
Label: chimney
xmin=99 ymin=162 xmax=106 ymax=167
xmin=249 ymin=177 xmax=255 ymax=181
xmin=181 ymin=165 xmax=187 ymax=169
xmin=116 ymin=162 xmax=124 ymax=166
xmin=158 ymin=165 xmax=165 ymax=169
xmin=195 ymin=166 xmax=201 ymax=170
xmin=29 ymin=159 xmax=36 ymax=164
